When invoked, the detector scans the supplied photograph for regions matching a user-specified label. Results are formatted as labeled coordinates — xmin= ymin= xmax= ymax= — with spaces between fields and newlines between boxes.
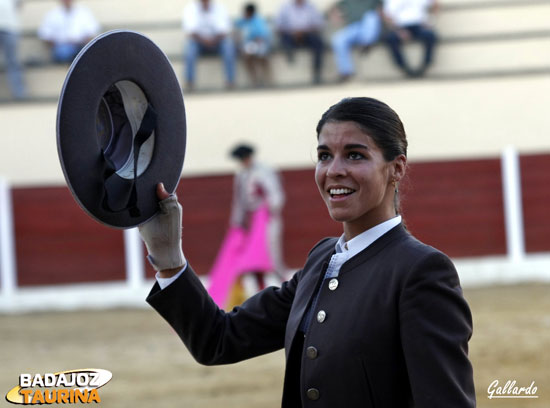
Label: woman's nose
xmin=326 ymin=156 xmax=347 ymax=177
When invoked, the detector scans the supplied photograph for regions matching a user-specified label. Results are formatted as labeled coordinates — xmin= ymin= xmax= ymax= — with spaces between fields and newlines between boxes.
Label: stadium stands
xmin=1 ymin=0 xmax=549 ymax=98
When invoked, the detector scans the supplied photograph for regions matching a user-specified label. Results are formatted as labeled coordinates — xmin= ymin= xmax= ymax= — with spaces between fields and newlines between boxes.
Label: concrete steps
xmin=5 ymin=34 xmax=549 ymax=99
xmin=1 ymin=0 xmax=549 ymax=100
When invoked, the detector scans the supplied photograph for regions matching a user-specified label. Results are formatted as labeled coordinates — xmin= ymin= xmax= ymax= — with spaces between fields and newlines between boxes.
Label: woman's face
xmin=315 ymin=121 xmax=405 ymax=240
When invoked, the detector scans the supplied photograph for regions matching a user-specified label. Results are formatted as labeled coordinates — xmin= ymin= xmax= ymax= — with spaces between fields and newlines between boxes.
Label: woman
xmin=139 ymin=97 xmax=476 ymax=407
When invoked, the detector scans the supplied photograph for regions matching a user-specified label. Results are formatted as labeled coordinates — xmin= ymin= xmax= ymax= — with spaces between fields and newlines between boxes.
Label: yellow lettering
xmin=88 ymin=389 xmax=101 ymax=403
xmin=58 ymin=389 xmax=70 ymax=403
xmin=44 ymin=389 xmax=56 ymax=403
xmin=74 ymin=389 xmax=88 ymax=403
xmin=31 ymin=390 xmax=45 ymax=404
xmin=20 ymin=389 xmax=32 ymax=404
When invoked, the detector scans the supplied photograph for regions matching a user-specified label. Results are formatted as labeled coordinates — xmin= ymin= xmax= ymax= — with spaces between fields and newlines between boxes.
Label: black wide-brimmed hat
xmin=57 ymin=30 xmax=186 ymax=229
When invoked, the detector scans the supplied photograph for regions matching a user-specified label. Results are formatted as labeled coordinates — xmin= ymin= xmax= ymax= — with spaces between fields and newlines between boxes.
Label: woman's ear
xmin=391 ymin=154 xmax=407 ymax=183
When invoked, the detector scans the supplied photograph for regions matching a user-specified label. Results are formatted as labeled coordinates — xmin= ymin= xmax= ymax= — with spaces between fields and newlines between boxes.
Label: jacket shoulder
xmin=392 ymin=227 xmax=451 ymax=262
xmin=308 ymin=237 xmax=338 ymax=257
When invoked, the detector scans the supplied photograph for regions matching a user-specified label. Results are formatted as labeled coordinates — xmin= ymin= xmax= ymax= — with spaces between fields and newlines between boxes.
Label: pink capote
xmin=207 ymin=205 xmax=273 ymax=308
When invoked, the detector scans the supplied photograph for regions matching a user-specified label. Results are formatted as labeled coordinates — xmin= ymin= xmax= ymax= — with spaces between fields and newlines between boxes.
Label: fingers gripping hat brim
xmin=57 ymin=30 xmax=186 ymax=229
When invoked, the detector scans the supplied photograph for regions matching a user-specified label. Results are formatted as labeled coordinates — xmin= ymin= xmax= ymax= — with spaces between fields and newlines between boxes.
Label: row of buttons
xmin=305 ymin=278 xmax=339 ymax=400
xmin=316 ymin=278 xmax=338 ymax=323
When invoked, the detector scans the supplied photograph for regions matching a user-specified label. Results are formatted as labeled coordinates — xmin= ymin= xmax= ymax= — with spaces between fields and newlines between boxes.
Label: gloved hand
xmin=138 ymin=183 xmax=186 ymax=272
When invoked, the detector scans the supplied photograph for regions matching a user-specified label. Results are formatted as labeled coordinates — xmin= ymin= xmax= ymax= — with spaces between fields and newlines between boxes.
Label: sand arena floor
xmin=1 ymin=283 xmax=549 ymax=407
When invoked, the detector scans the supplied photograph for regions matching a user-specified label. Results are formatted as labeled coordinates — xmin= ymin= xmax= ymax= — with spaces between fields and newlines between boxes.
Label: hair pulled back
xmin=316 ymin=97 xmax=408 ymax=161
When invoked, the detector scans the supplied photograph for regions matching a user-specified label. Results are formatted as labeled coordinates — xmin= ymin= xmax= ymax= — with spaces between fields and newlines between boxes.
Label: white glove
xmin=138 ymin=195 xmax=186 ymax=271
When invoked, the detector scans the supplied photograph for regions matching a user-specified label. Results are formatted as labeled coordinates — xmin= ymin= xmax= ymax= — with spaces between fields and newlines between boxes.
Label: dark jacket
xmin=147 ymin=224 xmax=476 ymax=407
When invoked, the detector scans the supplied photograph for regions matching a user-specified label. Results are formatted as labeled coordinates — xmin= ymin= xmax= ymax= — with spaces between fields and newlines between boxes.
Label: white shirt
xmin=182 ymin=1 xmax=231 ymax=39
xmin=325 ymin=215 xmax=402 ymax=279
xmin=383 ymin=0 xmax=434 ymax=26
xmin=275 ymin=0 xmax=324 ymax=32
xmin=38 ymin=4 xmax=100 ymax=44
xmin=0 ymin=0 xmax=19 ymax=32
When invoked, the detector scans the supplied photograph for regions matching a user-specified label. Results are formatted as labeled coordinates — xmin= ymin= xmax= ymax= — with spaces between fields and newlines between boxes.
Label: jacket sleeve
xmin=399 ymin=251 xmax=476 ymax=407
xmin=147 ymin=265 xmax=299 ymax=365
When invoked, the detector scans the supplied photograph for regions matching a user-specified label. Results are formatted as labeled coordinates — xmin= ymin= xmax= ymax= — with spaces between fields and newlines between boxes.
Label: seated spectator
xmin=38 ymin=0 xmax=100 ymax=64
xmin=0 ymin=0 xmax=27 ymax=99
xmin=275 ymin=0 xmax=325 ymax=84
xmin=329 ymin=0 xmax=382 ymax=82
xmin=235 ymin=3 xmax=272 ymax=87
xmin=383 ymin=0 xmax=438 ymax=77
xmin=183 ymin=0 xmax=237 ymax=91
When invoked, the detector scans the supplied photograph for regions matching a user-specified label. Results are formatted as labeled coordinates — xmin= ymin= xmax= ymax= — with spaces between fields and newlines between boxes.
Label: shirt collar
xmin=335 ymin=215 xmax=402 ymax=257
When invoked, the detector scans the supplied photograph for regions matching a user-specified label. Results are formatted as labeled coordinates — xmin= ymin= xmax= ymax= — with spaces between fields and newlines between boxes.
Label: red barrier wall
xmin=12 ymin=187 xmax=125 ymax=286
xmin=520 ymin=153 xmax=550 ymax=253
xmin=401 ymin=158 xmax=507 ymax=257
xmin=10 ymin=154 xmax=549 ymax=286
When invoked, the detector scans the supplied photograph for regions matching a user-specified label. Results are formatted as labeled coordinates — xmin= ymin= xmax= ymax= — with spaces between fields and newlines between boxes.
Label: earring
xmin=392 ymin=179 xmax=398 ymax=193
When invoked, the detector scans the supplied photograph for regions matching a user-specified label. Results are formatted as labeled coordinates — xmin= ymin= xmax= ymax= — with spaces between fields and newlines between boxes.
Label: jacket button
xmin=306 ymin=388 xmax=320 ymax=400
xmin=317 ymin=310 xmax=326 ymax=323
xmin=306 ymin=346 xmax=318 ymax=359
xmin=328 ymin=278 xmax=338 ymax=290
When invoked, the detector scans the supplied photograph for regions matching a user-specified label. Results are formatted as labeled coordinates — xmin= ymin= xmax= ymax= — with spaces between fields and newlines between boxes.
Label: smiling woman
xmin=138 ymin=97 xmax=476 ymax=408
xmin=315 ymin=120 xmax=406 ymax=240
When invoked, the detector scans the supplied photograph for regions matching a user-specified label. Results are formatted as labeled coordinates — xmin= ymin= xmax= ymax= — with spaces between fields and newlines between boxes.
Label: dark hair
xmin=244 ymin=3 xmax=256 ymax=15
xmin=230 ymin=143 xmax=255 ymax=160
xmin=316 ymin=97 xmax=408 ymax=215
xmin=316 ymin=97 xmax=407 ymax=161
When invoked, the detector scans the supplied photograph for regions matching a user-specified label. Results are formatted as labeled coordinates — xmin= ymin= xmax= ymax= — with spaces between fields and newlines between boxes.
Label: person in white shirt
xmin=37 ymin=0 xmax=100 ymax=63
xmin=383 ymin=0 xmax=438 ymax=77
xmin=182 ymin=0 xmax=237 ymax=90
xmin=0 ymin=0 xmax=26 ymax=99
xmin=275 ymin=0 xmax=325 ymax=84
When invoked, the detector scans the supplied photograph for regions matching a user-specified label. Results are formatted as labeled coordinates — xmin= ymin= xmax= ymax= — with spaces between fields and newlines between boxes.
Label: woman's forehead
xmin=318 ymin=121 xmax=373 ymax=146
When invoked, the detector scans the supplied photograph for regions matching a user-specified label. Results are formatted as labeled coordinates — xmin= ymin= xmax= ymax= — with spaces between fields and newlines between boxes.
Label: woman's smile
xmin=327 ymin=185 xmax=356 ymax=201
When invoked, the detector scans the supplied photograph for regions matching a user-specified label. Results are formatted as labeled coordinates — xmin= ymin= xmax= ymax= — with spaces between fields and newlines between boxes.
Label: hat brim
xmin=57 ymin=30 xmax=186 ymax=229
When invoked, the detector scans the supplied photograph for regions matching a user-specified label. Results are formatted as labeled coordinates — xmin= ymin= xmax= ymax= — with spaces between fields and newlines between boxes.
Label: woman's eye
xmin=348 ymin=152 xmax=365 ymax=160
xmin=317 ymin=152 xmax=331 ymax=161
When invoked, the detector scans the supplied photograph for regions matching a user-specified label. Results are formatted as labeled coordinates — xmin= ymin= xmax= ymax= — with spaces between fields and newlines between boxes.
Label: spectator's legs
xmin=243 ymin=54 xmax=258 ymax=85
xmin=331 ymin=10 xmax=381 ymax=79
xmin=184 ymin=39 xmax=201 ymax=88
xmin=386 ymin=30 xmax=408 ymax=73
xmin=0 ymin=30 xmax=26 ymax=99
xmin=411 ymin=25 xmax=437 ymax=68
xmin=52 ymin=43 xmax=81 ymax=63
xmin=396 ymin=25 xmax=438 ymax=76
xmin=332 ymin=23 xmax=359 ymax=77
xmin=303 ymin=32 xmax=324 ymax=83
xmin=219 ymin=36 xmax=236 ymax=87
xmin=258 ymin=56 xmax=272 ymax=85
xmin=357 ymin=10 xmax=382 ymax=46
xmin=279 ymin=32 xmax=296 ymax=63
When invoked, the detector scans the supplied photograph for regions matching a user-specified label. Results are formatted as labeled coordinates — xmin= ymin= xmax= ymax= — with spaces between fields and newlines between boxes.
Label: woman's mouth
xmin=329 ymin=187 xmax=356 ymax=199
